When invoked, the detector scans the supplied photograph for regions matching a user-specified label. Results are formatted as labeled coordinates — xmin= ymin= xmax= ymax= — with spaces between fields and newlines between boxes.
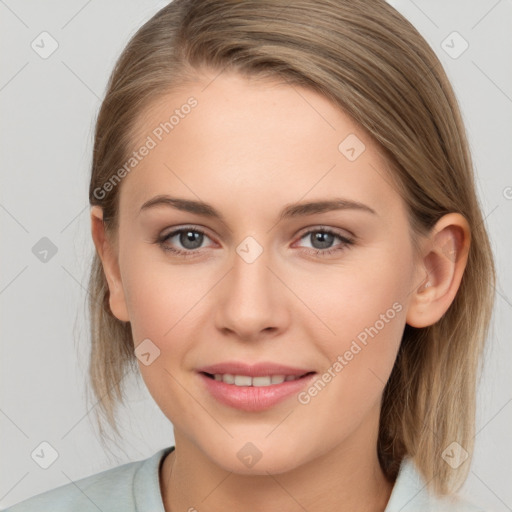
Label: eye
xmin=294 ymin=227 xmax=355 ymax=257
xmin=153 ymin=225 xmax=355 ymax=259
xmin=155 ymin=226 xmax=215 ymax=258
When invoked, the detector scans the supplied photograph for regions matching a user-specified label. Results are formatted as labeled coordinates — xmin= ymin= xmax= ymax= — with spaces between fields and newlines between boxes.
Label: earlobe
xmin=406 ymin=213 xmax=470 ymax=328
xmin=90 ymin=206 xmax=130 ymax=322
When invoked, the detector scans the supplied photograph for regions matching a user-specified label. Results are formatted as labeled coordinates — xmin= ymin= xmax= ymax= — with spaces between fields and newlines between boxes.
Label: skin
xmin=91 ymin=70 xmax=470 ymax=512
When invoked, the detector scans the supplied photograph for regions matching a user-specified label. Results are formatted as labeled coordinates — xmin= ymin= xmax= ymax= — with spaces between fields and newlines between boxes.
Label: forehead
xmin=119 ymin=71 xmax=402 ymax=221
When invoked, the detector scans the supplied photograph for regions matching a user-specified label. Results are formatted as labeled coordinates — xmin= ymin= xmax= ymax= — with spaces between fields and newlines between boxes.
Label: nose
xmin=214 ymin=241 xmax=289 ymax=342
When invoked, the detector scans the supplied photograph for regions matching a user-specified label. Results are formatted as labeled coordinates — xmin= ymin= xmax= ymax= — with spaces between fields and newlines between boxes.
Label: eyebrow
xmin=139 ymin=195 xmax=377 ymax=223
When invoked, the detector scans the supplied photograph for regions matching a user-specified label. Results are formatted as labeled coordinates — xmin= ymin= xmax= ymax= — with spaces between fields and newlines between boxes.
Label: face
xmin=97 ymin=71 xmax=425 ymax=474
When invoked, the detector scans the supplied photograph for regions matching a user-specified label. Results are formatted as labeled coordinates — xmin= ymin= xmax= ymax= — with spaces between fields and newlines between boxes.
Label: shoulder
xmin=384 ymin=456 xmax=486 ymax=512
xmin=1 ymin=447 xmax=172 ymax=512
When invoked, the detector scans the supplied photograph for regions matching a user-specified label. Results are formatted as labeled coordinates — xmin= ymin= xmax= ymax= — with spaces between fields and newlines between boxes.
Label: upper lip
xmin=197 ymin=361 xmax=315 ymax=377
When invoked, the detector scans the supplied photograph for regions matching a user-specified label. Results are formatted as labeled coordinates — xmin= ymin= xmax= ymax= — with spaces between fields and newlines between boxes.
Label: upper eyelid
xmin=296 ymin=225 xmax=354 ymax=239
xmin=162 ymin=225 xmax=212 ymax=239
xmin=163 ymin=224 xmax=351 ymax=236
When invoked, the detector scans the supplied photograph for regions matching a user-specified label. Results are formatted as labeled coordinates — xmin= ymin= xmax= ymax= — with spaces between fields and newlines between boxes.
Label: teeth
xmin=270 ymin=375 xmax=286 ymax=384
xmin=223 ymin=374 xmax=235 ymax=384
xmin=234 ymin=375 xmax=252 ymax=386
xmin=212 ymin=373 xmax=300 ymax=387
xmin=253 ymin=376 xmax=273 ymax=386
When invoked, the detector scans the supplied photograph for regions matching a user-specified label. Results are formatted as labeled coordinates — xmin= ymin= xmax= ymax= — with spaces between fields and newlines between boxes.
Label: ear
xmin=90 ymin=206 xmax=130 ymax=322
xmin=406 ymin=213 xmax=470 ymax=328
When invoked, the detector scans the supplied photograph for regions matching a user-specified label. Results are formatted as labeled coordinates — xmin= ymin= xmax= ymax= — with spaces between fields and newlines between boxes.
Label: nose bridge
xmin=215 ymin=234 xmax=285 ymax=339
xmin=233 ymin=236 xmax=271 ymax=293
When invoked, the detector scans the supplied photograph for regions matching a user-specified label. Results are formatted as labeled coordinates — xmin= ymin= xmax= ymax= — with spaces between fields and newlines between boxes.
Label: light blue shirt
xmin=1 ymin=446 xmax=484 ymax=511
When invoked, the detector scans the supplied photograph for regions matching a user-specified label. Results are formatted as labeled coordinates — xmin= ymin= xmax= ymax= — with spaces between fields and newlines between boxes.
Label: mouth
xmin=197 ymin=365 xmax=318 ymax=412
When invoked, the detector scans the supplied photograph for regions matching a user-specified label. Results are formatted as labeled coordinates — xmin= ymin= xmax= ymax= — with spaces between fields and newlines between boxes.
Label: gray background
xmin=1 ymin=0 xmax=511 ymax=509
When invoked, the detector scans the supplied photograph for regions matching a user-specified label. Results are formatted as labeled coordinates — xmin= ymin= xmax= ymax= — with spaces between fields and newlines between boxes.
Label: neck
xmin=159 ymin=423 xmax=395 ymax=512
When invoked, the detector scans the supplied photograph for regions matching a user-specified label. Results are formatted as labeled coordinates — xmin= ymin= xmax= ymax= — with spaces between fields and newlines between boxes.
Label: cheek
xmin=308 ymin=245 xmax=411 ymax=399
xmin=120 ymin=251 xmax=212 ymax=398
xmin=121 ymin=246 xmax=203 ymax=343
xmin=120 ymin=256 xmax=202 ymax=421
xmin=315 ymin=248 xmax=409 ymax=338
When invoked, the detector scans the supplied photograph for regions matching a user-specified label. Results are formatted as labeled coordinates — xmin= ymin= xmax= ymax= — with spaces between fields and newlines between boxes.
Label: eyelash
xmin=154 ymin=226 xmax=355 ymax=259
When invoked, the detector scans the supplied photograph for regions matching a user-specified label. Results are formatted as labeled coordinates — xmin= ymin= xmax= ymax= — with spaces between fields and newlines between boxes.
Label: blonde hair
xmin=87 ymin=0 xmax=496 ymax=495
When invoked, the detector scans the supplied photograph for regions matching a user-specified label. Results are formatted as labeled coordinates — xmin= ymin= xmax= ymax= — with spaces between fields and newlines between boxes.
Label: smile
xmin=198 ymin=370 xmax=317 ymax=412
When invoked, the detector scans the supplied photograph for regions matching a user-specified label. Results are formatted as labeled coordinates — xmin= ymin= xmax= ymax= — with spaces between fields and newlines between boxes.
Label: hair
xmin=87 ymin=0 xmax=496 ymax=495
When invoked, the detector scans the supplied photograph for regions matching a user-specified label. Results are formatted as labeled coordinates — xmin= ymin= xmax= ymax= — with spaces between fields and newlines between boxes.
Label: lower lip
xmin=198 ymin=372 xmax=316 ymax=412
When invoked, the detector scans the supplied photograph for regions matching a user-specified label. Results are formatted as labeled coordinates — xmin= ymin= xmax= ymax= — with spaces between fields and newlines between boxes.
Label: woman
xmin=3 ymin=0 xmax=495 ymax=510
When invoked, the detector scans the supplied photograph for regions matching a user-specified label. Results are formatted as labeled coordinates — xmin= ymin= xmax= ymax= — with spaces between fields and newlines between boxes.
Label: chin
xmin=203 ymin=438 xmax=308 ymax=476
